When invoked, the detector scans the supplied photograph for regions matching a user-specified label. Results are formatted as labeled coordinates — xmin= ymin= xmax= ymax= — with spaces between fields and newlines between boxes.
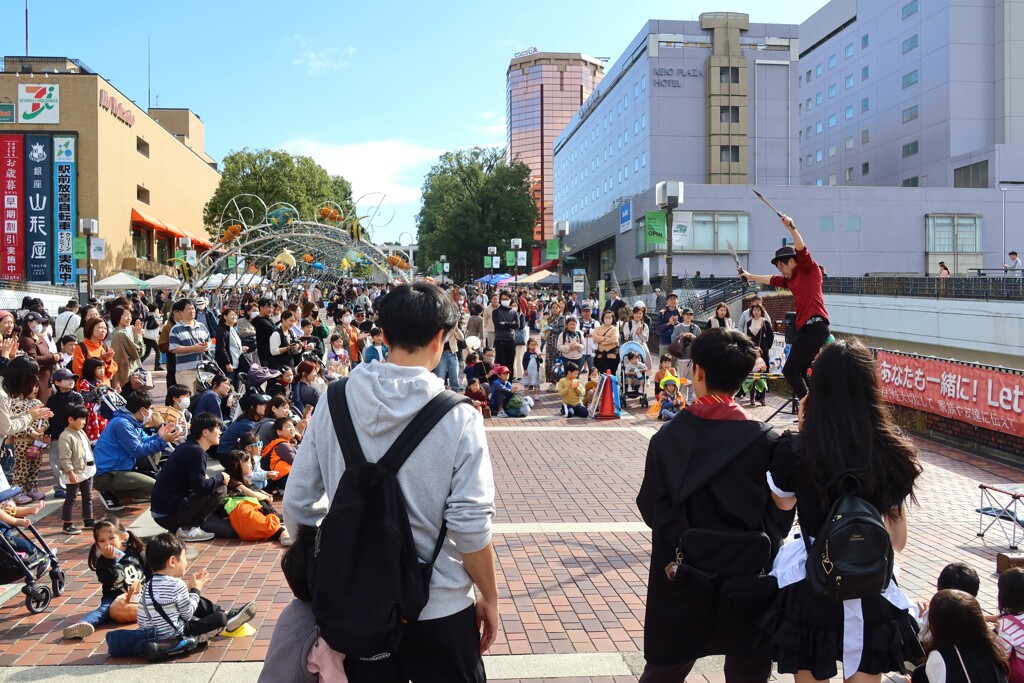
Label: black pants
xmin=153 ymin=485 xmax=226 ymax=532
xmin=639 ymin=655 xmax=772 ymax=683
xmin=166 ymin=350 xmax=176 ymax=387
xmin=344 ymin=604 xmax=485 ymax=683
xmin=141 ymin=338 xmax=163 ymax=370
xmin=782 ymin=320 xmax=831 ymax=399
xmin=493 ymin=339 xmax=515 ymax=372
xmin=594 ymin=353 xmax=619 ymax=376
xmin=183 ymin=595 xmax=228 ymax=640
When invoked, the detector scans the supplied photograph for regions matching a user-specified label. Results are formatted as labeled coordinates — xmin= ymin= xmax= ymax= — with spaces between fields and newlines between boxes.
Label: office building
xmin=507 ymin=50 xmax=605 ymax=243
xmin=0 ymin=56 xmax=219 ymax=291
xmin=797 ymin=0 xmax=1024 ymax=189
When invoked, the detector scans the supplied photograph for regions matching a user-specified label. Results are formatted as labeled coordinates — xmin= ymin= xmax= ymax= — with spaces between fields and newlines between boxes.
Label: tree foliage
xmin=204 ymin=148 xmax=353 ymax=234
xmin=416 ymin=147 xmax=536 ymax=281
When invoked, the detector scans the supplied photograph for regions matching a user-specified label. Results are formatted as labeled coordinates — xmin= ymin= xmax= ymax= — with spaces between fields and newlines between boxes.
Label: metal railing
xmin=821 ymin=276 xmax=1024 ymax=301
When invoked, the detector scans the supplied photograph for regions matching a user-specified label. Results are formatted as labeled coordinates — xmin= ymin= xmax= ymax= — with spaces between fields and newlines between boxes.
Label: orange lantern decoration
xmin=275 ymin=263 xmax=287 ymax=272
xmin=302 ymin=253 xmax=314 ymax=264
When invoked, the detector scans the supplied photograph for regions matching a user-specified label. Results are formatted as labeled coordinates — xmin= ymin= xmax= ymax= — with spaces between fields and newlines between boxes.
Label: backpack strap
xmin=147 ymin=580 xmax=184 ymax=637
xmin=327 ymin=378 xmax=366 ymax=471
xmin=378 ymin=391 xmax=471 ymax=474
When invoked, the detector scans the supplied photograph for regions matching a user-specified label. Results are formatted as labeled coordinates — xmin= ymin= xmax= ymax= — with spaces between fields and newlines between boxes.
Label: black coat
xmin=636 ymin=409 xmax=781 ymax=664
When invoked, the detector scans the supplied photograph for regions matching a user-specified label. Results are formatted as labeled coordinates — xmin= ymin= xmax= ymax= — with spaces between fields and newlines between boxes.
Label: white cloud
xmin=471 ymin=113 xmax=507 ymax=144
xmin=281 ymin=138 xmax=443 ymax=207
xmin=291 ymin=35 xmax=355 ymax=74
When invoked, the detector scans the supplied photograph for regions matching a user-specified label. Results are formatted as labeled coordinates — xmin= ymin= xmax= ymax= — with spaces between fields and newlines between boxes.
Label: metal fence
xmin=821 ymin=276 xmax=1024 ymax=301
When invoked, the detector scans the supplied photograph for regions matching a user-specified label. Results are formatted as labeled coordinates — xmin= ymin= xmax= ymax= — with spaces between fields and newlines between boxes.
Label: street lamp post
xmin=510 ymin=238 xmax=522 ymax=283
xmin=555 ymin=221 xmax=569 ymax=296
xmin=487 ymin=246 xmax=497 ymax=285
xmin=656 ymin=181 xmax=683 ymax=296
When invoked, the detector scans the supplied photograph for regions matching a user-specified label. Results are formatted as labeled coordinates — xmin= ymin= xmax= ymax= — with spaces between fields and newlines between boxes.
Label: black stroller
xmin=0 ymin=487 xmax=66 ymax=613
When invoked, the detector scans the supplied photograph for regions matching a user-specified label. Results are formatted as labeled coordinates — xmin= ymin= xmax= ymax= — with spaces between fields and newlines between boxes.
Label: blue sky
xmin=2 ymin=0 xmax=825 ymax=242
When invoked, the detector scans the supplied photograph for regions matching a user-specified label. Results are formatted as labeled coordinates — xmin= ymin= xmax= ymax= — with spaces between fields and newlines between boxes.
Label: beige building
xmin=0 ymin=56 xmax=219 ymax=289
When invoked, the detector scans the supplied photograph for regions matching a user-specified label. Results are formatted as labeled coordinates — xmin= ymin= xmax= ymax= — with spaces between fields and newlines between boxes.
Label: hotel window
xmin=816 ymin=63 xmax=823 ymax=76
xmin=641 ymin=75 xmax=647 ymax=91
xmin=862 ymin=65 xmax=870 ymax=80
xmin=845 ymin=74 xmax=854 ymax=89
xmin=634 ymin=83 xmax=639 ymax=99
xmin=902 ymin=176 xmax=920 ymax=187
xmin=641 ymin=114 xmax=647 ymax=129
xmin=828 ymin=114 xmax=837 ymax=128
xmin=618 ymin=101 xmax=622 ymax=115
xmin=902 ymin=105 xmax=919 ymax=123
xmin=862 ymin=34 xmax=869 ymax=48
xmin=902 ymin=70 xmax=919 ymax=88
xmin=806 ymin=154 xmax=813 ymax=166
xmin=828 ymin=84 xmax=836 ymax=98
xmin=816 ymin=92 xmax=823 ymax=105
xmin=903 ymin=0 xmax=919 ymax=19
xmin=806 ymin=97 xmax=812 ymax=110
xmin=816 ymin=121 xmax=823 ymax=134
xmin=845 ymin=167 xmax=854 ymax=181
xmin=624 ymin=130 xmax=629 ymax=143
xmin=902 ymin=34 xmax=919 ymax=54
xmin=617 ymin=134 xmax=622 ymax=149
xmin=720 ymin=145 xmax=740 ymax=163
xmin=623 ymin=95 xmax=628 ymax=110
xmin=816 ymin=149 xmax=823 ymax=162
xmin=720 ymin=66 xmax=740 ymax=84
xmin=845 ymin=105 xmax=854 ymax=120
xmin=623 ymin=164 xmax=629 ymax=179
xmin=862 ymin=129 xmax=870 ymax=143
xmin=828 ymin=143 xmax=837 ymax=157
xmin=137 ymin=186 xmax=151 ymax=204
xmin=902 ymin=140 xmax=919 ymax=157
xmin=821 ymin=216 xmax=835 ymax=232
xmin=828 ymin=55 xmax=837 ymax=69
xmin=953 ymin=160 xmax=989 ymax=188
xmin=641 ymin=152 xmax=647 ymax=167
xmin=861 ymin=97 xmax=870 ymax=112
xmin=816 ymin=178 xmax=824 ymax=186
xmin=806 ymin=125 xmax=812 ymax=138
xmin=847 ymin=216 xmax=861 ymax=231
xmin=926 ymin=214 xmax=982 ymax=253
xmin=635 ymin=120 xmax=639 ymax=134
xmin=720 ymin=106 xmax=740 ymax=123
xmin=617 ymin=170 xmax=622 ymax=182
xmin=132 ymin=228 xmax=151 ymax=260
xmin=862 ymin=161 xmax=870 ymax=175
xmin=136 ymin=137 xmax=150 ymax=157
xmin=805 ymin=69 xmax=812 ymax=82
xmin=845 ymin=136 xmax=854 ymax=150
xmin=634 ymin=157 xmax=639 ymax=172
xmin=845 ymin=43 xmax=854 ymax=58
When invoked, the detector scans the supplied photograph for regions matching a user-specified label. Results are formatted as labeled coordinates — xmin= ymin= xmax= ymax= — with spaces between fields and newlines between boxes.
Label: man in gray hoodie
xmin=283 ymin=281 xmax=498 ymax=682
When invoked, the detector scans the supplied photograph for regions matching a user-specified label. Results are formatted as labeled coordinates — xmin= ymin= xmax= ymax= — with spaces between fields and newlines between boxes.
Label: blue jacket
xmin=655 ymin=307 xmax=680 ymax=345
xmin=218 ymin=417 xmax=257 ymax=455
xmin=364 ymin=344 xmax=389 ymax=364
xmin=94 ymin=410 xmax=167 ymax=476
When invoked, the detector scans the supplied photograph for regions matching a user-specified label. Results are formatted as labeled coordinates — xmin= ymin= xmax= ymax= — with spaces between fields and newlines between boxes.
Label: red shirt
xmin=769 ymin=247 xmax=829 ymax=329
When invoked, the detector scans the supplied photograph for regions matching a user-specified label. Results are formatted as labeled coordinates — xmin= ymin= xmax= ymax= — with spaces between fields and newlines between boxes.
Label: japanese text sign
xmin=0 ymin=135 xmax=24 ymax=281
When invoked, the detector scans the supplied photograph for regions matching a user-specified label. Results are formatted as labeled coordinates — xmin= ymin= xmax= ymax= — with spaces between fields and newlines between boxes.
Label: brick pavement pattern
xmin=0 ymin=383 xmax=1018 ymax=682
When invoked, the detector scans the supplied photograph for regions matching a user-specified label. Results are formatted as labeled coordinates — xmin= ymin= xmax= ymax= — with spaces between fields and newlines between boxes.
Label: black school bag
xmin=311 ymin=378 xmax=471 ymax=658
xmin=803 ymin=475 xmax=894 ymax=601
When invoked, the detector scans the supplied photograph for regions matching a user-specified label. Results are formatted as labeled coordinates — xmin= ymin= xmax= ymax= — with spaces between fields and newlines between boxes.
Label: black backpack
xmin=312 ymin=378 xmax=470 ymax=658
xmin=803 ymin=476 xmax=894 ymax=601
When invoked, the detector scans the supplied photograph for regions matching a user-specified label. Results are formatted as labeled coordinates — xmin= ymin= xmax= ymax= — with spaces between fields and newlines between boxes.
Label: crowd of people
xmin=0 ymin=214 xmax=1019 ymax=681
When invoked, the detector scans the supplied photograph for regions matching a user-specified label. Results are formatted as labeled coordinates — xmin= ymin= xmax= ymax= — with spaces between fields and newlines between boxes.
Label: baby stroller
xmin=0 ymin=484 xmax=65 ymax=614
xmin=195 ymin=355 xmax=226 ymax=392
xmin=618 ymin=341 xmax=650 ymax=408
xmin=239 ymin=363 xmax=282 ymax=396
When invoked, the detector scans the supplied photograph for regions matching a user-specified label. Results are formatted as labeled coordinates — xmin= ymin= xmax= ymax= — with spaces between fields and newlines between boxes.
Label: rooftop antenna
xmin=24 ymin=1 xmax=29 ymax=56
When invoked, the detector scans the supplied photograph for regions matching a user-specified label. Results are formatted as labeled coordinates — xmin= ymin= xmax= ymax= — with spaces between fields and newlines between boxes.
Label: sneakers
xmin=99 ymin=492 xmax=125 ymax=512
xmin=62 ymin=523 xmax=81 ymax=535
xmin=12 ymin=493 xmax=32 ymax=505
xmin=278 ymin=529 xmax=293 ymax=547
xmin=62 ymin=622 xmax=95 ymax=640
xmin=27 ymin=489 xmax=45 ymax=501
xmin=53 ymin=488 xmax=66 ymax=499
xmin=224 ymin=600 xmax=258 ymax=632
xmin=176 ymin=527 xmax=215 ymax=543
xmin=497 ymin=411 xmax=508 ymax=418
xmin=83 ymin=519 xmax=95 ymax=529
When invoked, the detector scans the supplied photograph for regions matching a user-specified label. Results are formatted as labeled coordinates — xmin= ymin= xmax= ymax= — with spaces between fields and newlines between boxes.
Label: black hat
xmin=241 ymin=393 xmax=272 ymax=410
xmin=771 ymin=246 xmax=798 ymax=265
xmin=353 ymin=305 xmax=365 ymax=314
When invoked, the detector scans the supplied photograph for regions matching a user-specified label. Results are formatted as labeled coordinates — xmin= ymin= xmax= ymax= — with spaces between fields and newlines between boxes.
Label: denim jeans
xmin=79 ymin=595 xmax=116 ymax=628
xmin=433 ymin=351 xmax=462 ymax=392
xmin=579 ymin=354 xmax=594 ymax=373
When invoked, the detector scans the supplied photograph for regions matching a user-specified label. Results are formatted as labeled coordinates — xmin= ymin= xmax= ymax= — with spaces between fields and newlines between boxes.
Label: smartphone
xmin=303 ymin=405 xmax=314 ymax=419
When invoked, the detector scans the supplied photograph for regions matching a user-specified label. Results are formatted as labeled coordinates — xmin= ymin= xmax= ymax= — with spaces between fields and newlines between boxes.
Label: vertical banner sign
xmin=619 ymin=201 xmax=632 ymax=234
xmin=545 ymin=239 xmax=560 ymax=260
xmin=24 ymin=134 xmax=53 ymax=283
xmin=52 ymin=136 xmax=77 ymax=287
xmin=0 ymin=135 xmax=24 ymax=281
xmin=645 ymin=210 xmax=667 ymax=248
xmin=505 ymin=250 xmax=515 ymax=267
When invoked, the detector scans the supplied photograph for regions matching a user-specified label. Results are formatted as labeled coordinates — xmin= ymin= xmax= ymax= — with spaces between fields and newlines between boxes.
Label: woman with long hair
xmin=215 ymin=308 xmax=246 ymax=387
xmin=109 ymin=306 xmax=144 ymax=393
xmin=706 ymin=303 xmax=734 ymax=330
xmin=912 ymin=589 xmax=1009 ymax=682
xmin=764 ymin=338 xmax=925 ymax=682
xmin=5 ymin=357 xmax=48 ymax=503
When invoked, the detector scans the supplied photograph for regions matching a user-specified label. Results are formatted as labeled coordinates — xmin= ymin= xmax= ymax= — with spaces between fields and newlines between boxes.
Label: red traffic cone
xmin=595 ymin=370 xmax=620 ymax=420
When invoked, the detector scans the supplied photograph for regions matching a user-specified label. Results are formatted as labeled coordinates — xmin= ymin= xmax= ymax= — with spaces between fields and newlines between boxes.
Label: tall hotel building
xmin=507 ymin=51 xmax=605 ymax=243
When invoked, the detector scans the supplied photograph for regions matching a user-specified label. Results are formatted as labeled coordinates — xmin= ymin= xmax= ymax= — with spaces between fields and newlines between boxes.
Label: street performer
xmin=739 ymin=214 xmax=829 ymax=399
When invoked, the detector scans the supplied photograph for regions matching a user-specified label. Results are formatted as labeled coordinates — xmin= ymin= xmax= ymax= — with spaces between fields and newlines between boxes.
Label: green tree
xmin=204 ymin=148 xmax=353 ymax=235
xmin=417 ymin=147 xmax=536 ymax=282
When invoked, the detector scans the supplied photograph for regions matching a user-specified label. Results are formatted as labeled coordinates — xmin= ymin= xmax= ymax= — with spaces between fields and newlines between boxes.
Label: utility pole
xmin=555 ymin=221 xmax=568 ymax=297
xmin=656 ymin=181 xmax=683 ymax=296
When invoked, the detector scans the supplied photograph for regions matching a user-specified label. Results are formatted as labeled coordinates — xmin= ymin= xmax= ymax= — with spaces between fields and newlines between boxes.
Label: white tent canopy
xmin=144 ymin=274 xmax=181 ymax=288
xmin=517 ymin=269 xmax=553 ymax=284
xmin=93 ymin=273 xmax=149 ymax=290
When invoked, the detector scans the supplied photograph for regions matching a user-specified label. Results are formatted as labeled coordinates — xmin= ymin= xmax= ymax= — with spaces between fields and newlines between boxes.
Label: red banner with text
xmin=876 ymin=351 xmax=1024 ymax=437
xmin=0 ymin=135 xmax=24 ymax=281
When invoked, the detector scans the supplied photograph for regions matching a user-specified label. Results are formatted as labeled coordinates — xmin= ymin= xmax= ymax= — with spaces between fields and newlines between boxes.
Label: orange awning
xmin=131 ymin=208 xmax=185 ymax=239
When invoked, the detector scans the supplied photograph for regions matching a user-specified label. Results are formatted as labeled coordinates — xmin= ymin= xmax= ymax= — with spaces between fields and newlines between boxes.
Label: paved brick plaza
xmin=0 ymin=385 xmax=1018 ymax=682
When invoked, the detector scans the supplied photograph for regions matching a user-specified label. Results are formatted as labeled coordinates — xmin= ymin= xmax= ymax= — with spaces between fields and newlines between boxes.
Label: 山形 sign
xmin=18 ymin=84 xmax=60 ymax=124
xmin=24 ymin=134 xmax=53 ymax=283
xmin=877 ymin=350 xmax=1024 ymax=437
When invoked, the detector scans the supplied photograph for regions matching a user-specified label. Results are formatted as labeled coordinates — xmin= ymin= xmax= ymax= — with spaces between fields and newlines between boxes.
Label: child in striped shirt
xmin=138 ymin=532 xmax=257 ymax=641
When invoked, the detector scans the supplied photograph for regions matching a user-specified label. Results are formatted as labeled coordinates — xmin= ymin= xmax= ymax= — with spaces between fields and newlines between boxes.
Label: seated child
xmin=465 ymin=377 xmax=491 ymax=419
xmin=63 ymin=519 xmax=148 ymax=640
xmin=490 ymin=366 xmax=514 ymax=418
xmin=911 ymin=590 xmax=1010 ymax=683
xmin=0 ymin=496 xmax=44 ymax=559
xmin=261 ymin=418 xmax=298 ymax=493
xmin=259 ymin=526 xmax=347 ymax=682
xmin=652 ymin=354 xmax=678 ymax=402
xmin=916 ymin=562 xmax=981 ymax=646
xmin=137 ymin=532 xmax=257 ymax=641
xmin=739 ymin=349 xmax=769 ymax=407
xmin=658 ymin=377 xmax=683 ymax=421
xmin=462 ymin=353 xmax=480 ymax=391
xmin=994 ymin=567 xmax=1024 ymax=668
xmin=238 ymin=431 xmax=279 ymax=493
xmin=219 ymin=450 xmax=288 ymax=545
xmin=556 ymin=361 xmax=589 ymax=418
xmin=584 ymin=367 xmax=600 ymax=406
xmin=622 ymin=351 xmax=645 ymax=394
